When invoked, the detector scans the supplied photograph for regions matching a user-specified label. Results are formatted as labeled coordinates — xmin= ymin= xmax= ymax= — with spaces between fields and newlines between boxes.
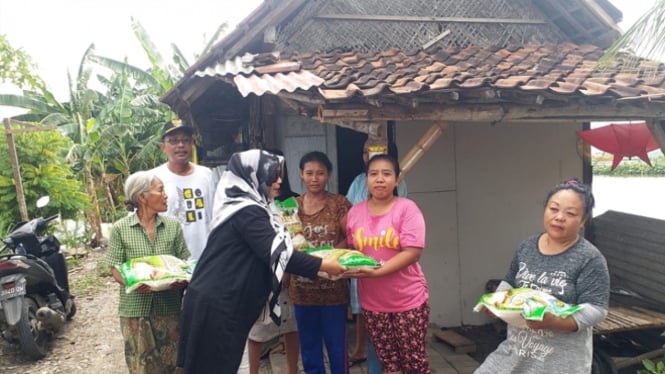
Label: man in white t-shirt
xmin=151 ymin=120 xmax=216 ymax=260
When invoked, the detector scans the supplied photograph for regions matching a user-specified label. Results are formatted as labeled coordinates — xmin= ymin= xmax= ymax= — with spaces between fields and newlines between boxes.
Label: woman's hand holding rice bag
xmin=115 ymin=254 xmax=195 ymax=293
xmin=305 ymin=246 xmax=380 ymax=280
xmin=473 ymin=288 xmax=583 ymax=328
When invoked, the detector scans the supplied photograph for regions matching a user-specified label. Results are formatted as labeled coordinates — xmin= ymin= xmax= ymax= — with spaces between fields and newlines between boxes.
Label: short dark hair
xmin=544 ymin=178 xmax=595 ymax=218
xmin=299 ymin=151 xmax=333 ymax=172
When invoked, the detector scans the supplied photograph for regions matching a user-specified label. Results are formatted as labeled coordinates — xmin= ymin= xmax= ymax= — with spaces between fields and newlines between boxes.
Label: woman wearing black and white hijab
xmin=177 ymin=149 xmax=346 ymax=374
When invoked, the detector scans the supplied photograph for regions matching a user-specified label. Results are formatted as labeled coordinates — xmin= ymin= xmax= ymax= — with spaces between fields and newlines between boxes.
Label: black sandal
xmin=349 ymin=357 xmax=367 ymax=367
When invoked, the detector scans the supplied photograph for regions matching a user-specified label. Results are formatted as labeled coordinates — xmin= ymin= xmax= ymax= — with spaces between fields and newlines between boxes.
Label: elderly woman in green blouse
xmin=104 ymin=171 xmax=190 ymax=374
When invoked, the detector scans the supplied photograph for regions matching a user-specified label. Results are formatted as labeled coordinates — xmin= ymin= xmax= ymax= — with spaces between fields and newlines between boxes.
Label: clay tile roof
xmin=200 ymin=44 xmax=665 ymax=102
xmin=301 ymin=44 xmax=664 ymax=100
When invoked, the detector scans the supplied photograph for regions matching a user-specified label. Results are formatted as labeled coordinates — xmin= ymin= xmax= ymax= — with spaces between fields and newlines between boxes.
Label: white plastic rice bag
xmin=473 ymin=288 xmax=583 ymax=328
xmin=115 ymin=255 xmax=195 ymax=293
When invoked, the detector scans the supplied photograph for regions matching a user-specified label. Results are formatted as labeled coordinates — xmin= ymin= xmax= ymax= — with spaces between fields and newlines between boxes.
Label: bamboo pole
xmin=3 ymin=118 xmax=28 ymax=221
xmin=2 ymin=119 xmax=57 ymax=221
xmin=399 ymin=122 xmax=448 ymax=181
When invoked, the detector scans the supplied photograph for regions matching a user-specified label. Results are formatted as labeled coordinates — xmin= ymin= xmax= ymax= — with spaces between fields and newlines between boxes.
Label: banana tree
xmin=0 ymin=19 xmax=228 ymax=242
xmin=0 ymin=44 xmax=109 ymax=243
xmin=0 ymin=36 xmax=91 ymax=232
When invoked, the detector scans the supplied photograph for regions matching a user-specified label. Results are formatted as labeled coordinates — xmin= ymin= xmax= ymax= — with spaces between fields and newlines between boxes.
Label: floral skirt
xmin=119 ymin=311 xmax=180 ymax=374
xmin=363 ymin=302 xmax=431 ymax=374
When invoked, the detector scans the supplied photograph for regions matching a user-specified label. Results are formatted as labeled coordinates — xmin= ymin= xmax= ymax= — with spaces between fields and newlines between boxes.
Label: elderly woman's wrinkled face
xmin=543 ymin=189 xmax=586 ymax=243
xmin=143 ymin=178 xmax=168 ymax=213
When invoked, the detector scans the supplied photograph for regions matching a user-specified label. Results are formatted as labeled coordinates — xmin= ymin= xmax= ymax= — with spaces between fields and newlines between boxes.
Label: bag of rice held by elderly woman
xmin=115 ymin=255 xmax=195 ymax=293
xmin=473 ymin=288 xmax=583 ymax=328
xmin=275 ymin=197 xmax=309 ymax=250
xmin=305 ymin=246 xmax=380 ymax=280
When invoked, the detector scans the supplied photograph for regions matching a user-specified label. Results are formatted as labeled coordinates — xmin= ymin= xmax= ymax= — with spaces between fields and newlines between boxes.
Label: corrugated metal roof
xmin=194 ymin=54 xmax=257 ymax=78
xmin=194 ymin=52 xmax=324 ymax=97
xmin=233 ymin=71 xmax=324 ymax=97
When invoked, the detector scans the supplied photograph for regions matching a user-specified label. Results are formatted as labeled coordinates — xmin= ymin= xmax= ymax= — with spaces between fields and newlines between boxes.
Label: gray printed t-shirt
xmin=475 ymin=234 xmax=609 ymax=374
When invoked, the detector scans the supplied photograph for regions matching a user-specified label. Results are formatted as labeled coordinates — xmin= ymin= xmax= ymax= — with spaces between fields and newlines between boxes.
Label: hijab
xmin=210 ymin=149 xmax=293 ymax=325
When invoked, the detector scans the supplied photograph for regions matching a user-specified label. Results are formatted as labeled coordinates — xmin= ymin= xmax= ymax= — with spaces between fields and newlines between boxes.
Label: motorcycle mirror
xmin=36 ymin=196 xmax=50 ymax=209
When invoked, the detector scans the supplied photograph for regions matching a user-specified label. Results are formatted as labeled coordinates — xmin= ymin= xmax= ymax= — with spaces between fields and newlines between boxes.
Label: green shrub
xmin=592 ymin=153 xmax=665 ymax=176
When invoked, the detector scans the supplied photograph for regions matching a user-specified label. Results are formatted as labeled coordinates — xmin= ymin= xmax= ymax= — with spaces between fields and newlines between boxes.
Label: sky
xmin=0 ymin=0 xmax=263 ymax=116
xmin=0 ymin=0 xmax=658 ymax=118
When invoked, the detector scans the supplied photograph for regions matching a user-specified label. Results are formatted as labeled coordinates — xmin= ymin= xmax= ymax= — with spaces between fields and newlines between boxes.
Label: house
xmin=161 ymin=0 xmax=665 ymax=327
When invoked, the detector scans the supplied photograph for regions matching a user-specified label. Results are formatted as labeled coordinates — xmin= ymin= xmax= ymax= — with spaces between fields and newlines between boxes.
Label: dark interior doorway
xmin=336 ymin=126 xmax=366 ymax=196
xmin=336 ymin=122 xmax=396 ymax=196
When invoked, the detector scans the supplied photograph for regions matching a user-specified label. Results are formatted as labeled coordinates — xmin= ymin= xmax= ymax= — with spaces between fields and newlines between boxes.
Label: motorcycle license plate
xmin=0 ymin=283 xmax=26 ymax=300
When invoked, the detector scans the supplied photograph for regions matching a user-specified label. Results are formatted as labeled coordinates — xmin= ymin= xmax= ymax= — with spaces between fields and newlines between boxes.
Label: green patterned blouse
xmin=103 ymin=213 xmax=190 ymax=317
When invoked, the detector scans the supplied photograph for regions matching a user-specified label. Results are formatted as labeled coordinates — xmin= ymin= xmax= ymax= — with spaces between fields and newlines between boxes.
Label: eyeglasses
xmin=164 ymin=137 xmax=192 ymax=145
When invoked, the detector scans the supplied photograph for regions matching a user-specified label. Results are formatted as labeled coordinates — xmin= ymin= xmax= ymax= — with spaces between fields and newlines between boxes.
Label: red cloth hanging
xmin=576 ymin=122 xmax=659 ymax=170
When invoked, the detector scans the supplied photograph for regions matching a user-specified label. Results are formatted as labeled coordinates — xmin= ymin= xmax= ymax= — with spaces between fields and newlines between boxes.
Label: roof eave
xmin=161 ymin=0 xmax=306 ymax=106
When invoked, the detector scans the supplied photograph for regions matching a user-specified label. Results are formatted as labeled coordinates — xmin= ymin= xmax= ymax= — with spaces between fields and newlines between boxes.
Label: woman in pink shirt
xmin=345 ymin=154 xmax=430 ymax=374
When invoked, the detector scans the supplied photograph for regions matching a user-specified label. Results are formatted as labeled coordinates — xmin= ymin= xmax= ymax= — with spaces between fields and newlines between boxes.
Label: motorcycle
xmin=0 ymin=196 xmax=76 ymax=360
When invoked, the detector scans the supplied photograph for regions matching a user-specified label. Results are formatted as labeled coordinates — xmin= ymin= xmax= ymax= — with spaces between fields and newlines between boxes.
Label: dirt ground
xmin=0 ymin=248 xmax=276 ymax=374
xmin=0 ymin=248 xmax=126 ymax=374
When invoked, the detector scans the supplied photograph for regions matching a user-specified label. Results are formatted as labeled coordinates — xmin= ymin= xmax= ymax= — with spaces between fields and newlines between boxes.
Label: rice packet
xmin=275 ymin=197 xmax=309 ymax=250
xmin=473 ymin=288 xmax=583 ymax=328
xmin=305 ymin=246 xmax=380 ymax=280
xmin=115 ymin=255 xmax=195 ymax=293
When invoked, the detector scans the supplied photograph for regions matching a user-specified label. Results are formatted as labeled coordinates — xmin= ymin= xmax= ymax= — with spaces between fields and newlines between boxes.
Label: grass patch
xmin=70 ymin=255 xmax=113 ymax=296
xmin=66 ymin=256 xmax=80 ymax=269
xmin=592 ymin=153 xmax=665 ymax=176
xmin=70 ymin=272 xmax=107 ymax=296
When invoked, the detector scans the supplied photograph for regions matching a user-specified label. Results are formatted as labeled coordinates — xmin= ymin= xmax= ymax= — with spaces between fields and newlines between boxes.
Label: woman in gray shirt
xmin=475 ymin=179 xmax=609 ymax=374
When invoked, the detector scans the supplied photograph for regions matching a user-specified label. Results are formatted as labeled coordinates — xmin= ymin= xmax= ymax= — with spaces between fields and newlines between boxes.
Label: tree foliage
xmin=0 ymin=19 xmax=228 ymax=239
xmin=0 ymin=35 xmax=44 ymax=90
xmin=0 ymin=126 xmax=90 ymax=231
xmin=600 ymin=1 xmax=665 ymax=66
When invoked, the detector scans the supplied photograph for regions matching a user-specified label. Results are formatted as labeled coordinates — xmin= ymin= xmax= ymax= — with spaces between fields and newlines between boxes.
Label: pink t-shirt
xmin=346 ymin=197 xmax=429 ymax=312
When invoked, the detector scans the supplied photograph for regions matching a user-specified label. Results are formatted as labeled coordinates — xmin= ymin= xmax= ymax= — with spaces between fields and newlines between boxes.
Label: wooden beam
xmin=399 ymin=122 xmax=448 ymax=181
xmin=580 ymin=0 xmax=622 ymax=33
xmin=317 ymin=103 xmax=665 ymax=123
xmin=314 ymin=14 xmax=547 ymax=25
xmin=433 ymin=329 xmax=476 ymax=354
xmin=254 ymin=61 xmax=301 ymax=74
xmin=278 ymin=97 xmax=317 ymax=118
xmin=0 ymin=118 xmax=57 ymax=134
xmin=333 ymin=121 xmax=384 ymax=137
xmin=3 ymin=126 xmax=57 ymax=135
xmin=614 ymin=348 xmax=665 ymax=370
xmin=646 ymin=119 xmax=665 ymax=156
xmin=279 ymin=91 xmax=326 ymax=106
xmin=535 ymin=0 xmax=591 ymax=41
xmin=3 ymin=119 xmax=28 ymax=221
xmin=222 ymin=0 xmax=309 ymax=61
xmin=423 ymin=29 xmax=451 ymax=51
